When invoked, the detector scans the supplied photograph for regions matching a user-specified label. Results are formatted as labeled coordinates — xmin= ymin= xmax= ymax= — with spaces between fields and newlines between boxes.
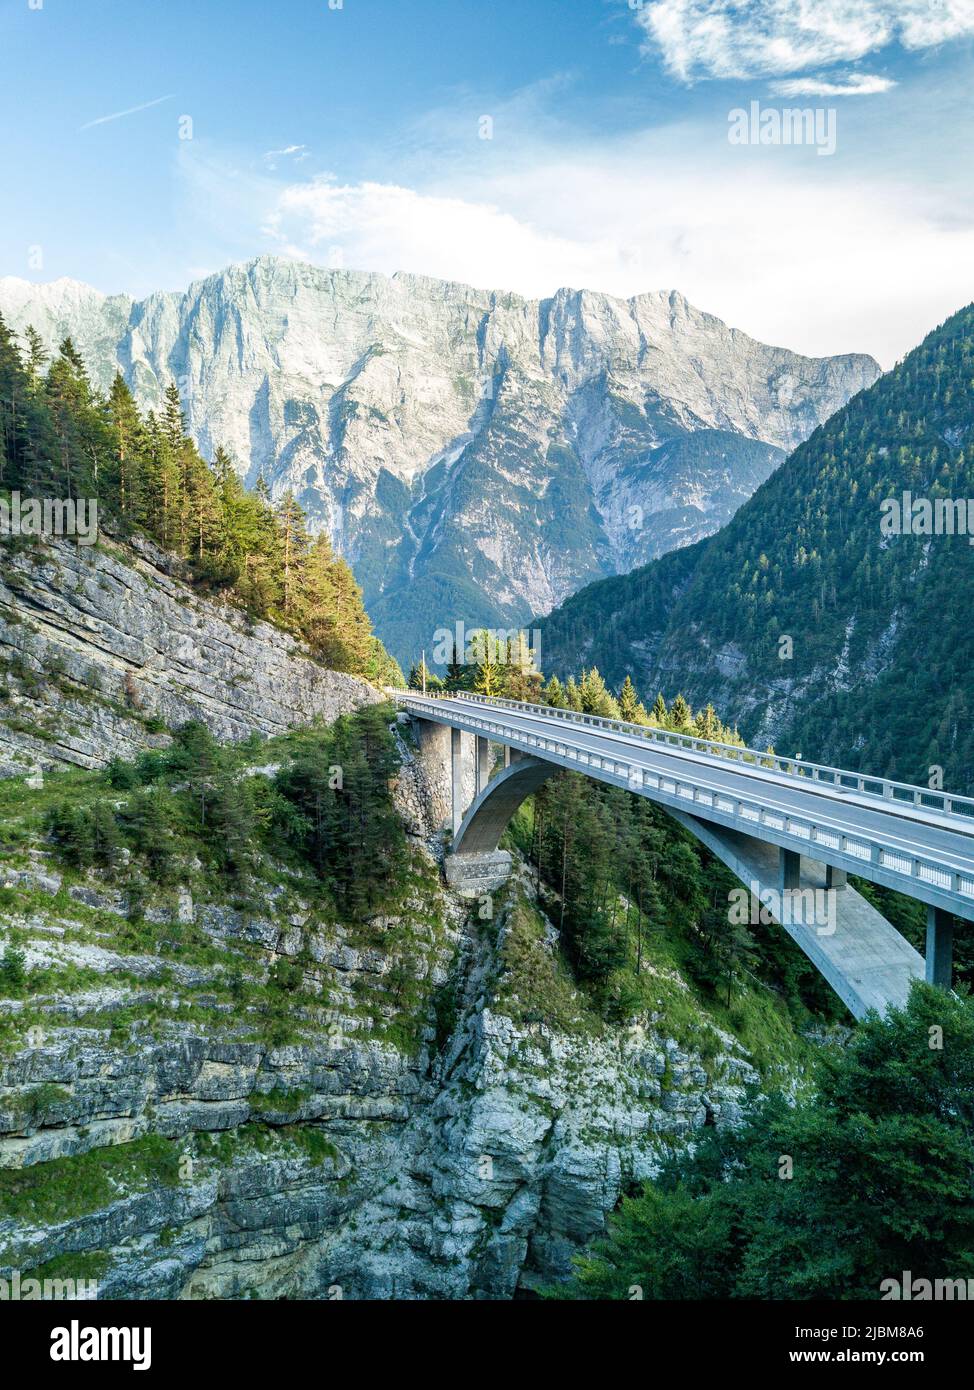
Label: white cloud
xmin=262 ymin=145 xmax=310 ymax=172
xmin=259 ymin=139 xmax=974 ymax=366
xmin=264 ymin=178 xmax=613 ymax=289
xmin=636 ymin=0 xmax=974 ymax=82
xmin=770 ymin=73 xmax=897 ymax=97
xmin=167 ymin=55 xmax=974 ymax=370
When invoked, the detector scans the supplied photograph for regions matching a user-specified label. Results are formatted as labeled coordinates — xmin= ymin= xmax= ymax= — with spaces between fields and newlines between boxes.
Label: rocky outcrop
xmin=0 ymin=843 xmax=762 ymax=1300
xmin=0 ymin=259 xmax=880 ymax=664
xmin=0 ymin=534 xmax=380 ymax=776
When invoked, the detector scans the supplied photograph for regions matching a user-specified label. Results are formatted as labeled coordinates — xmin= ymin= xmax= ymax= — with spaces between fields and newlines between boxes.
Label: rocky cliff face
xmin=0 ymin=535 xmax=380 ymax=778
xmin=0 ymin=259 xmax=879 ymax=665
xmin=0 ymin=745 xmax=762 ymax=1300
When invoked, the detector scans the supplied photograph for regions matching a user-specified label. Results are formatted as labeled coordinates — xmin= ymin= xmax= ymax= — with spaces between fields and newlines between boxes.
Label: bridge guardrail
xmin=390 ymin=688 xmax=974 ymax=824
xmin=391 ymin=689 xmax=974 ymax=912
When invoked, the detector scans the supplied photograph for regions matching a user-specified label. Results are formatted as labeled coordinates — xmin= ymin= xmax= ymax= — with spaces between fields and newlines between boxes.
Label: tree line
xmin=0 ymin=317 xmax=400 ymax=685
xmin=409 ymin=636 xmax=742 ymax=743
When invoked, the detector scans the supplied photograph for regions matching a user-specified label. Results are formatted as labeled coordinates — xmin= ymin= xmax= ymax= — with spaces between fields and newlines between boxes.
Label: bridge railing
xmin=390 ymin=688 xmax=974 ymax=825
xmin=391 ymin=688 xmax=974 ymax=911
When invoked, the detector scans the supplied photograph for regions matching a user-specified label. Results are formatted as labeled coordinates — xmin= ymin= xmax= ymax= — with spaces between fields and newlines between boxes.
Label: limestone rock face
xmin=0 ymin=259 xmax=879 ymax=664
xmin=0 ymin=534 xmax=380 ymax=776
xmin=0 ymin=847 xmax=761 ymax=1301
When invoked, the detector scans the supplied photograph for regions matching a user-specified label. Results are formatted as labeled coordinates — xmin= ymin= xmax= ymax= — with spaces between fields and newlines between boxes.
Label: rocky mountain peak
xmin=0 ymin=259 xmax=879 ymax=665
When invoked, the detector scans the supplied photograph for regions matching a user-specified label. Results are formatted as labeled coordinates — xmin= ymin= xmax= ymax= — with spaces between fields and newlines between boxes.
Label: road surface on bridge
xmin=396 ymin=691 xmax=974 ymax=925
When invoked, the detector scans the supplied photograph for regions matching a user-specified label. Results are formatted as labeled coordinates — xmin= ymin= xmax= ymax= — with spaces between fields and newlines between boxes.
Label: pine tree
xmin=408 ymin=655 xmax=441 ymax=691
xmin=579 ymin=668 xmax=621 ymax=718
xmin=444 ymin=656 xmax=471 ymax=692
xmin=161 ymin=382 xmax=186 ymax=453
xmin=45 ymin=337 xmax=109 ymax=498
xmin=21 ymin=326 xmax=48 ymax=395
xmin=543 ymin=675 xmax=567 ymax=708
xmin=275 ymin=490 xmax=310 ymax=620
xmin=0 ymin=315 xmax=30 ymax=487
xmin=143 ymin=410 xmax=181 ymax=546
xmin=107 ymin=373 xmax=144 ymax=522
xmin=299 ymin=534 xmax=373 ymax=670
xmin=470 ymin=629 xmax=501 ymax=696
xmin=238 ymin=473 xmax=284 ymax=615
xmin=694 ymin=703 xmax=720 ymax=741
xmin=669 ymin=694 xmax=693 ymax=732
xmin=618 ymin=674 xmax=648 ymax=724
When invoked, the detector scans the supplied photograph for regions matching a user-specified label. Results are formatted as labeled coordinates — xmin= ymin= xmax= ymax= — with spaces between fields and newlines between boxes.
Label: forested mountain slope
xmin=0 ymin=316 xmax=399 ymax=686
xmin=539 ymin=303 xmax=974 ymax=791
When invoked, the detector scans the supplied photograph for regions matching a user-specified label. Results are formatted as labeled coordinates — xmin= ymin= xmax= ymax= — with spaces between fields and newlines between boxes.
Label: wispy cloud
xmin=80 ymin=93 xmax=175 ymax=131
xmin=635 ymin=0 xmax=974 ymax=84
xmin=770 ymin=73 xmax=897 ymax=98
xmin=262 ymin=144 xmax=310 ymax=171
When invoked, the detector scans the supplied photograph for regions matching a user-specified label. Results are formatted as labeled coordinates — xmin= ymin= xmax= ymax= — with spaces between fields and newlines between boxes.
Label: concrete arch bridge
xmin=394 ymin=690 xmax=974 ymax=1019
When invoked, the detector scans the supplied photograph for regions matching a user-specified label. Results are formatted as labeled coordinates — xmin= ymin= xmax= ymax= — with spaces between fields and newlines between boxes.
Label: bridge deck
xmin=397 ymin=691 xmax=974 ymax=926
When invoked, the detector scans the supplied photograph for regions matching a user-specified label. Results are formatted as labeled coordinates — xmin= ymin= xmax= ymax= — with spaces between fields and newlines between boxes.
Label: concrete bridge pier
xmin=411 ymin=715 xmax=514 ymax=896
xmin=779 ymin=847 xmax=800 ymax=893
xmin=476 ymin=736 xmax=490 ymax=795
xmin=451 ymin=727 xmax=463 ymax=836
xmin=926 ymin=907 xmax=954 ymax=988
xmin=411 ymin=716 xmax=475 ymax=834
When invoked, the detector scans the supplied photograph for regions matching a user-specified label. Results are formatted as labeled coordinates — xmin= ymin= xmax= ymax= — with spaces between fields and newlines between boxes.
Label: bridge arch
xmin=452 ymin=755 xmax=555 ymax=854
xmin=444 ymin=745 xmax=924 ymax=1018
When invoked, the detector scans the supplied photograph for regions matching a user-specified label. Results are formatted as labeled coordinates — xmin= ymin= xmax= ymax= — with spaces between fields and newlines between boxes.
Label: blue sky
xmin=1 ymin=0 xmax=973 ymax=363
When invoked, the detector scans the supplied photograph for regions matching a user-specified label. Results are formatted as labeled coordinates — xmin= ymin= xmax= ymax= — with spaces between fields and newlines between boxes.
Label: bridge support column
xmin=925 ymin=907 xmax=954 ymax=989
xmin=451 ymin=727 xmax=464 ymax=837
xmin=411 ymin=718 xmax=453 ymax=831
xmin=779 ymin=847 xmax=801 ymax=894
xmin=826 ymin=864 xmax=848 ymax=891
xmin=476 ymin=736 xmax=490 ymax=795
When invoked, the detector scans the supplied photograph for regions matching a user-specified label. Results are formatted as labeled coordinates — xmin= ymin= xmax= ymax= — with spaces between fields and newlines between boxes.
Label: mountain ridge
xmin=537 ymin=300 xmax=974 ymax=790
xmin=0 ymin=256 xmax=880 ymax=665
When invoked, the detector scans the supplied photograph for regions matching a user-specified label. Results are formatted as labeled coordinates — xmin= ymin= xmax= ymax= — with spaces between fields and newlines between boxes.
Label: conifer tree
xmin=618 ymin=674 xmax=648 ymax=724
xmin=579 ymin=668 xmax=621 ymax=718
xmin=669 ymin=694 xmax=693 ymax=731
xmin=543 ymin=674 xmax=567 ymax=708
xmin=276 ymin=490 xmax=310 ymax=620
xmin=107 ymin=373 xmax=144 ymax=522
xmin=22 ymin=326 xmax=48 ymax=395
xmin=470 ymin=629 xmax=501 ymax=696
xmin=694 ymin=703 xmax=721 ymax=741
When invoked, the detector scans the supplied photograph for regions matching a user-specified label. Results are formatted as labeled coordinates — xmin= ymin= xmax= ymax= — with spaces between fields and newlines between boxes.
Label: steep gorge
xmin=0 ymin=533 xmax=818 ymax=1299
